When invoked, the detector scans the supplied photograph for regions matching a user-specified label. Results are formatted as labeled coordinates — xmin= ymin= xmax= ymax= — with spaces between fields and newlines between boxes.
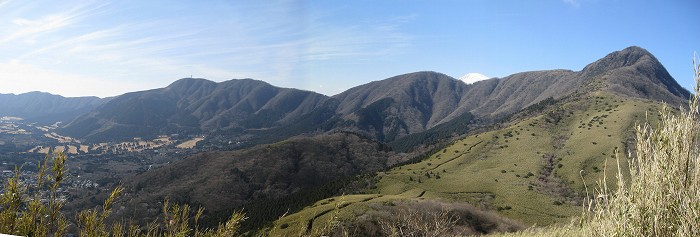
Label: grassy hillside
xmin=268 ymin=92 xmax=667 ymax=235
xmin=265 ymin=193 xmax=524 ymax=236
xmin=491 ymin=60 xmax=700 ymax=237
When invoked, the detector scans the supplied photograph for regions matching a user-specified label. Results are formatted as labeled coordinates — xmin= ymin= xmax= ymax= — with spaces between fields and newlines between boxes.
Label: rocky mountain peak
xmin=581 ymin=46 xmax=655 ymax=77
xmin=579 ymin=46 xmax=690 ymax=102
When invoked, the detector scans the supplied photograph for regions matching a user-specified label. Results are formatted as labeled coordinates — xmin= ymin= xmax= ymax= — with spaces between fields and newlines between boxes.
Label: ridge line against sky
xmin=0 ymin=0 xmax=698 ymax=98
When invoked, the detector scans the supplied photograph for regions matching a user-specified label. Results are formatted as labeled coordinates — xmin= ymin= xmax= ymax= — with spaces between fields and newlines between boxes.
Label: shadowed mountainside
xmin=60 ymin=79 xmax=328 ymax=141
xmin=102 ymin=132 xmax=401 ymax=228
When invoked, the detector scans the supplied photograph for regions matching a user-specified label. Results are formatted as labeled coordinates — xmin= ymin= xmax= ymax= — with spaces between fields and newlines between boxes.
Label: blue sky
xmin=0 ymin=0 xmax=697 ymax=97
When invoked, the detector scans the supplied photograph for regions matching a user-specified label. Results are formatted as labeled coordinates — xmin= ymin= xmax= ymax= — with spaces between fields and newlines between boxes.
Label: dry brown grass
xmin=176 ymin=137 xmax=204 ymax=149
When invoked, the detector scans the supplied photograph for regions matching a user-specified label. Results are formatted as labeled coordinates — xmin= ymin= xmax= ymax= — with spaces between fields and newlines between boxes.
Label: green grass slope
xmin=267 ymin=92 xmax=667 ymax=235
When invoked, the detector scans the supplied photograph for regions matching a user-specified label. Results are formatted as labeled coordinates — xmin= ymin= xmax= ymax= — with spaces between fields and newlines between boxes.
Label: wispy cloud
xmin=0 ymin=1 xmax=415 ymax=97
xmin=303 ymin=14 xmax=414 ymax=61
xmin=0 ymin=0 xmax=12 ymax=9
xmin=0 ymin=2 xmax=109 ymax=44
xmin=563 ymin=0 xmax=581 ymax=8
xmin=1 ymin=15 xmax=72 ymax=44
xmin=19 ymin=28 xmax=118 ymax=59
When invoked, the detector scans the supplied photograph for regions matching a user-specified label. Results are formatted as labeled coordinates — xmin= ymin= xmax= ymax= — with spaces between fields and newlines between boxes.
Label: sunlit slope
xmin=269 ymin=93 xmax=666 ymax=233
xmin=374 ymin=94 xmax=664 ymax=224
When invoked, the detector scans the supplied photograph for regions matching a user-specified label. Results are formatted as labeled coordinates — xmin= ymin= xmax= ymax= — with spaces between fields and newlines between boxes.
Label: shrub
xmin=0 ymin=152 xmax=69 ymax=236
xmin=496 ymin=206 xmax=512 ymax=211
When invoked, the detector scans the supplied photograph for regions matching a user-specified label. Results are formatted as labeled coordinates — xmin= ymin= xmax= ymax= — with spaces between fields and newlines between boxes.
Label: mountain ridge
xmin=3 ymin=46 xmax=686 ymax=146
xmin=60 ymin=78 xmax=329 ymax=141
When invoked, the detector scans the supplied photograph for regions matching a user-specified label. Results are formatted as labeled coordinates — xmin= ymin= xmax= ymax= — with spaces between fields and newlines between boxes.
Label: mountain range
xmin=50 ymin=46 xmax=684 ymax=146
xmin=4 ymin=46 xmax=692 ymax=234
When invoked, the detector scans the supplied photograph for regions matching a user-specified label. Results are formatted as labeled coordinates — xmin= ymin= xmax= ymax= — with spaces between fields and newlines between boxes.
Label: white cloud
xmin=458 ymin=73 xmax=491 ymax=84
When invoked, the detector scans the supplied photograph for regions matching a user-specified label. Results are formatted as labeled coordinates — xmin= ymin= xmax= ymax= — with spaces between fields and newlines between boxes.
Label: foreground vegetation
xmin=0 ymin=152 xmax=247 ymax=237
